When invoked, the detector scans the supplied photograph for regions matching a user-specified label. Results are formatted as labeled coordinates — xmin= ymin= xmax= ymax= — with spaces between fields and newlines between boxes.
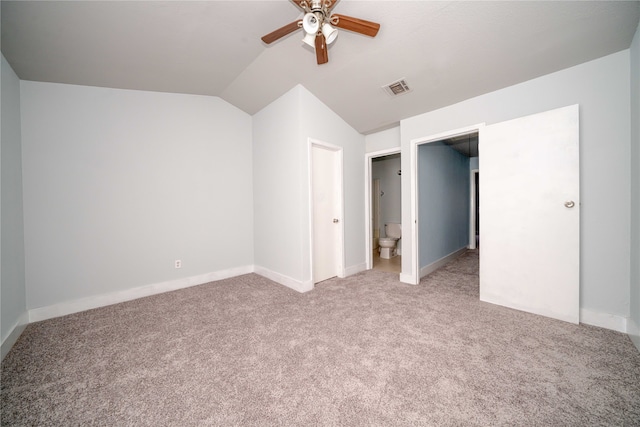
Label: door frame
xmin=365 ymin=147 xmax=401 ymax=271
xmin=469 ymin=169 xmax=479 ymax=249
xmin=308 ymin=138 xmax=345 ymax=283
xmin=406 ymin=123 xmax=484 ymax=285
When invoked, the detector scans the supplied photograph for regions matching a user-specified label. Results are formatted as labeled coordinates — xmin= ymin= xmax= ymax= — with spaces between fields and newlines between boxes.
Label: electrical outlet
xmin=175 ymin=260 xmax=182 ymax=269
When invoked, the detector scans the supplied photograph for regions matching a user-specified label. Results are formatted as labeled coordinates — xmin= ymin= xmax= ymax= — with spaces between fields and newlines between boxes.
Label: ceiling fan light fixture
xmin=322 ymin=22 xmax=338 ymax=44
xmin=302 ymin=13 xmax=320 ymax=35
xmin=261 ymin=1 xmax=380 ymax=65
xmin=302 ymin=32 xmax=316 ymax=47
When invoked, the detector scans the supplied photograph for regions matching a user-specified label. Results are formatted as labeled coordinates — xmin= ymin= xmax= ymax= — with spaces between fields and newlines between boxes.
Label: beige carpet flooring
xmin=2 ymin=251 xmax=640 ymax=426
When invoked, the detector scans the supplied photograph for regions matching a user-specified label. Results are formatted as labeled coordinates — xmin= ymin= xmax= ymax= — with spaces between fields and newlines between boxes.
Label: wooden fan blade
xmin=315 ymin=33 xmax=328 ymax=65
xmin=261 ymin=21 xmax=301 ymax=44
xmin=332 ymin=14 xmax=380 ymax=37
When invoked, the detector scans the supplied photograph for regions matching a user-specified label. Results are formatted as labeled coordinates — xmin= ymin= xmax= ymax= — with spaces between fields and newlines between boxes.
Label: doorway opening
xmin=407 ymin=124 xmax=482 ymax=285
xmin=365 ymin=148 xmax=401 ymax=274
xmin=441 ymin=133 xmax=480 ymax=252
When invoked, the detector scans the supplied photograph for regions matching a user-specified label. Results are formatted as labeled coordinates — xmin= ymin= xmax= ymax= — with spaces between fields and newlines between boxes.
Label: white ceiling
xmin=2 ymin=1 xmax=639 ymax=134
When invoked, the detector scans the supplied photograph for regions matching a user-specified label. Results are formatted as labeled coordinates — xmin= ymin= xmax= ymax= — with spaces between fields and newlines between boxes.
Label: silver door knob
xmin=564 ymin=201 xmax=575 ymax=208
xmin=333 ymin=218 xmax=339 ymax=223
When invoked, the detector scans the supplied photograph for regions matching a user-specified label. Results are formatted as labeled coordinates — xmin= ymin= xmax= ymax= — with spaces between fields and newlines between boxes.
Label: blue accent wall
xmin=418 ymin=142 xmax=470 ymax=268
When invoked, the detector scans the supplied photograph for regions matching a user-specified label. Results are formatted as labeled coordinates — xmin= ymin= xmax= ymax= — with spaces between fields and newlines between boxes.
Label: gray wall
xmin=1 ymin=55 xmax=27 ymax=346
xmin=252 ymin=86 xmax=306 ymax=282
xmin=20 ymin=82 xmax=254 ymax=309
xmin=401 ymin=50 xmax=631 ymax=319
xmin=418 ymin=142 xmax=470 ymax=267
xmin=630 ymin=22 xmax=640 ymax=350
xmin=253 ymin=85 xmax=365 ymax=286
xmin=372 ymin=155 xmax=401 ymax=235
xmin=365 ymin=126 xmax=400 ymax=153
xmin=299 ymin=87 xmax=366 ymax=276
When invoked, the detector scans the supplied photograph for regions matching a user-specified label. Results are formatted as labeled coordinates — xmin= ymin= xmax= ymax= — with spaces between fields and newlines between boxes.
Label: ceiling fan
xmin=261 ymin=0 xmax=380 ymax=65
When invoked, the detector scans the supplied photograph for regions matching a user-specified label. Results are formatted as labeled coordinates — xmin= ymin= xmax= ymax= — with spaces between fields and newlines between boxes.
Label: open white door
xmin=480 ymin=104 xmax=579 ymax=323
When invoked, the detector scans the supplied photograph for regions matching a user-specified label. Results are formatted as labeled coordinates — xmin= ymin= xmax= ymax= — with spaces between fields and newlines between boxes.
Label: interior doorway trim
xmin=308 ymin=138 xmax=345 ymax=284
xmin=470 ymin=168 xmax=479 ymax=249
xmin=365 ymin=147 xmax=401 ymax=271
xmin=405 ymin=123 xmax=484 ymax=285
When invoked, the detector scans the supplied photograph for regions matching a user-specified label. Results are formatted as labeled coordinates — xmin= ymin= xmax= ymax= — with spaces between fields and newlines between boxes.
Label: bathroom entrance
xmin=366 ymin=149 xmax=402 ymax=274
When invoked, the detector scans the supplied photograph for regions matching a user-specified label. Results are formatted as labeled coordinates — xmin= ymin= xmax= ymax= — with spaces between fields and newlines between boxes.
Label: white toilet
xmin=379 ymin=223 xmax=401 ymax=259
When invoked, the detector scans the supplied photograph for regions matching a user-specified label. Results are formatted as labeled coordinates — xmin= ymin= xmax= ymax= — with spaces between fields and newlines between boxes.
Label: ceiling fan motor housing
xmin=309 ymin=0 xmax=325 ymax=13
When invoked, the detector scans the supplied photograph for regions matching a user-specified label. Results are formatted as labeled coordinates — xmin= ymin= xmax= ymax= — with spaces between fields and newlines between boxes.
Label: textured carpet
xmin=2 ymin=251 xmax=640 ymax=426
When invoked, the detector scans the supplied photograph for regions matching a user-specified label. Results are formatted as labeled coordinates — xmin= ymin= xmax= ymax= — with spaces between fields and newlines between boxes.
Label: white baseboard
xmin=29 ymin=265 xmax=254 ymax=323
xmin=420 ymin=247 xmax=468 ymax=278
xmin=1 ymin=312 xmax=29 ymax=361
xmin=398 ymin=246 xmax=469 ymax=288
xmin=627 ymin=317 xmax=640 ymax=352
xmin=400 ymin=273 xmax=417 ymax=285
xmin=579 ymin=308 xmax=628 ymax=333
xmin=629 ymin=317 xmax=640 ymax=336
xmin=343 ymin=262 xmax=367 ymax=277
xmin=254 ymin=266 xmax=314 ymax=293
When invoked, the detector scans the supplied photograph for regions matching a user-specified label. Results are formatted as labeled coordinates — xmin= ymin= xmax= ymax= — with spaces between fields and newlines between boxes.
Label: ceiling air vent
xmin=382 ymin=78 xmax=412 ymax=97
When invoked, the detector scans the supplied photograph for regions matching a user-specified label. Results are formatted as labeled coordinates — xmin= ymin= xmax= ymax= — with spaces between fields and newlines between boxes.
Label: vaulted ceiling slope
xmin=2 ymin=1 xmax=639 ymax=134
